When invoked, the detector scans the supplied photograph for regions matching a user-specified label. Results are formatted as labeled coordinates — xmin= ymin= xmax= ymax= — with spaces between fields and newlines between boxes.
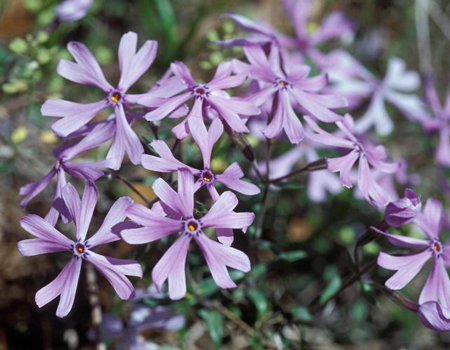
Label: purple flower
xmin=219 ymin=1 xmax=356 ymax=67
xmin=41 ymin=32 xmax=159 ymax=168
xmin=421 ymin=79 xmax=450 ymax=167
xmin=141 ymin=117 xmax=260 ymax=204
xmin=139 ymin=61 xmax=260 ymax=139
xmin=19 ymin=121 xmax=114 ymax=226
xmin=233 ymin=44 xmax=347 ymax=144
xmin=55 ymin=0 xmax=93 ymax=23
xmin=377 ymin=198 xmax=450 ymax=308
xmin=384 ymin=189 xmax=421 ymax=227
xmin=418 ymin=301 xmax=450 ymax=332
xmin=330 ymin=57 xmax=427 ymax=136
xmin=17 ymin=182 xmax=142 ymax=318
xmin=305 ymin=114 xmax=400 ymax=207
xmin=122 ymin=169 xmax=254 ymax=300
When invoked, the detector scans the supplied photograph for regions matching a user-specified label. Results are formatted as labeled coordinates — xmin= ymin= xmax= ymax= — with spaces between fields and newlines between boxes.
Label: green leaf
xmin=291 ymin=306 xmax=312 ymax=322
xmin=198 ymin=309 xmax=223 ymax=349
xmin=248 ymin=289 xmax=268 ymax=320
xmin=154 ymin=0 xmax=178 ymax=61
xmin=319 ymin=275 xmax=342 ymax=305
xmin=278 ymin=250 xmax=307 ymax=262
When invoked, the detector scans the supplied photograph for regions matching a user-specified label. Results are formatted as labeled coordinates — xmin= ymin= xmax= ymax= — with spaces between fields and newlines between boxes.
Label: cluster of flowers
xmin=18 ymin=0 xmax=450 ymax=332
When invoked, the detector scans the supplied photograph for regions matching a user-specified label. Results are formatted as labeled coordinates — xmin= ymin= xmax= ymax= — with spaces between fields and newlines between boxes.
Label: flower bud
xmin=384 ymin=189 xmax=421 ymax=227
xmin=418 ymin=301 xmax=450 ymax=332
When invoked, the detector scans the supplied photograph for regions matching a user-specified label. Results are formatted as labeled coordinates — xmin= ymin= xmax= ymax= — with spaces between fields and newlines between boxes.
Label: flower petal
xmin=85 ymin=251 xmax=138 ymax=300
xmin=215 ymin=162 xmax=260 ymax=196
xmin=35 ymin=256 xmax=82 ymax=318
xmin=195 ymin=232 xmax=251 ymax=289
xmin=143 ymin=93 xmax=192 ymax=121
xmin=152 ymin=233 xmax=192 ymax=300
xmin=17 ymin=238 xmax=69 ymax=256
xmin=20 ymin=214 xmax=73 ymax=248
xmin=88 ymin=196 xmax=134 ymax=248
xmin=118 ymin=32 xmax=158 ymax=91
xmin=42 ymin=99 xmax=108 ymax=138
xmin=20 ymin=167 xmax=57 ymax=209
xmin=201 ymin=191 xmax=255 ymax=231
xmin=64 ymin=41 xmax=112 ymax=91
xmin=115 ymin=104 xmax=144 ymax=165
xmin=419 ymin=257 xmax=450 ymax=308
xmin=377 ymin=250 xmax=431 ymax=290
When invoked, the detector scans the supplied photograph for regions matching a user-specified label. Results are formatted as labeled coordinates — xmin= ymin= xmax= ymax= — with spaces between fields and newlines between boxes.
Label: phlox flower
xmin=218 ymin=0 xmax=356 ymax=67
xmin=256 ymin=134 xmax=342 ymax=202
xmin=305 ymin=114 xmax=400 ymax=207
xmin=377 ymin=198 xmax=450 ymax=312
xmin=329 ymin=56 xmax=427 ymax=136
xmin=121 ymin=169 xmax=254 ymax=300
xmin=139 ymin=61 xmax=260 ymax=139
xmin=142 ymin=118 xmax=260 ymax=199
xmin=55 ymin=0 xmax=93 ymax=23
xmin=17 ymin=182 xmax=142 ymax=318
xmin=233 ymin=44 xmax=347 ymax=144
xmin=41 ymin=32 xmax=169 ymax=168
xmin=420 ymin=79 xmax=450 ymax=167
xmin=20 ymin=121 xmax=114 ymax=226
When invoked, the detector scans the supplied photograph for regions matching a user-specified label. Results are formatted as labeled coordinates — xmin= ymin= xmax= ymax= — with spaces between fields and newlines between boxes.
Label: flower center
xmin=110 ymin=91 xmax=122 ymax=104
xmin=203 ymin=171 xmax=213 ymax=182
xmin=199 ymin=169 xmax=215 ymax=185
xmin=192 ymin=85 xmax=209 ymax=99
xmin=275 ymin=78 xmax=292 ymax=90
xmin=75 ymin=243 xmax=85 ymax=254
xmin=431 ymin=239 xmax=443 ymax=256
xmin=183 ymin=218 xmax=202 ymax=235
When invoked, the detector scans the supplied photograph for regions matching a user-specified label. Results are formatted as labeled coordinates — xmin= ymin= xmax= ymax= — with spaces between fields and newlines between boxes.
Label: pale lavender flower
xmin=142 ymin=117 xmax=260 ymax=200
xmin=19 ymin=121 xmax=114 ymax=226
xmin=90 ymin=294 xmax=184 ymax=350
xmin=18 ymin=182 xmax=142 ymax=318
xmin=377 ymin=198 xmax=450 ymax=309
xmin=305 ymin=114 xmax=400 ymax=207
xmin=139 ymin=61 xmax=260 ymax=139
xmin=418 ymin=301 xmax=450 ymax=332
xmin=122 ymin=169 xmax=254 ymax=300
xmin=256 ymin=135 xmax=341 ymax=202
xmin=233 ymin=44 xmax=347 ymax=144
xmin=55 ymin=0 xmax=93 ymax=23
xmin=41 ymin=32 xmax=161 ymax=168
xmin=421 ymin=79 xmax=450 ymax=167
xmin=329 ymin=57 xmax=427 ymax=136
xmin=218 ymin=0 xmax=356 ymax=67
xmin=384 ymin=189 xmax=421 ymax=227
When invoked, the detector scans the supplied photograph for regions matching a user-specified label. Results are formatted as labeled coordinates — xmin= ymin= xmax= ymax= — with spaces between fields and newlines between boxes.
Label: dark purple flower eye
xmin=187 ymin=220 xmax=198 ymax=232
xmin=75 ymin=243 xmax=85 ymax=254
xmin=110 ymin=91 xmax=122 ymax=103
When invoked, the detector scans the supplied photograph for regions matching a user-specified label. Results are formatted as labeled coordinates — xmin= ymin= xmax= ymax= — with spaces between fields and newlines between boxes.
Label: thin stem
xmin=86 ymin=264 xmax=106 ymax=350
xmin=270 ymin=158 xmax=328 ymax=183
xmin=353 ymin=221 xmax=389 ymax=274
xmin=109 ymin=170 xmax=150 ymax=206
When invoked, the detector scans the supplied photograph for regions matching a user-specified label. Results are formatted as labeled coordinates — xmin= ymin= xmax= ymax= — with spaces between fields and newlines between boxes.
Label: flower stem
xmin=270 ymin=158 xmax=328 ymax=183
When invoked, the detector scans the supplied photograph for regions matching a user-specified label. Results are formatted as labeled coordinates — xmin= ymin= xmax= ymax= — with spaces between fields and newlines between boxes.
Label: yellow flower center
xmin=111 ymin=92 xmax=121 ymax=103
xmin=75 ymin=243 xmax=85 ymax=254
